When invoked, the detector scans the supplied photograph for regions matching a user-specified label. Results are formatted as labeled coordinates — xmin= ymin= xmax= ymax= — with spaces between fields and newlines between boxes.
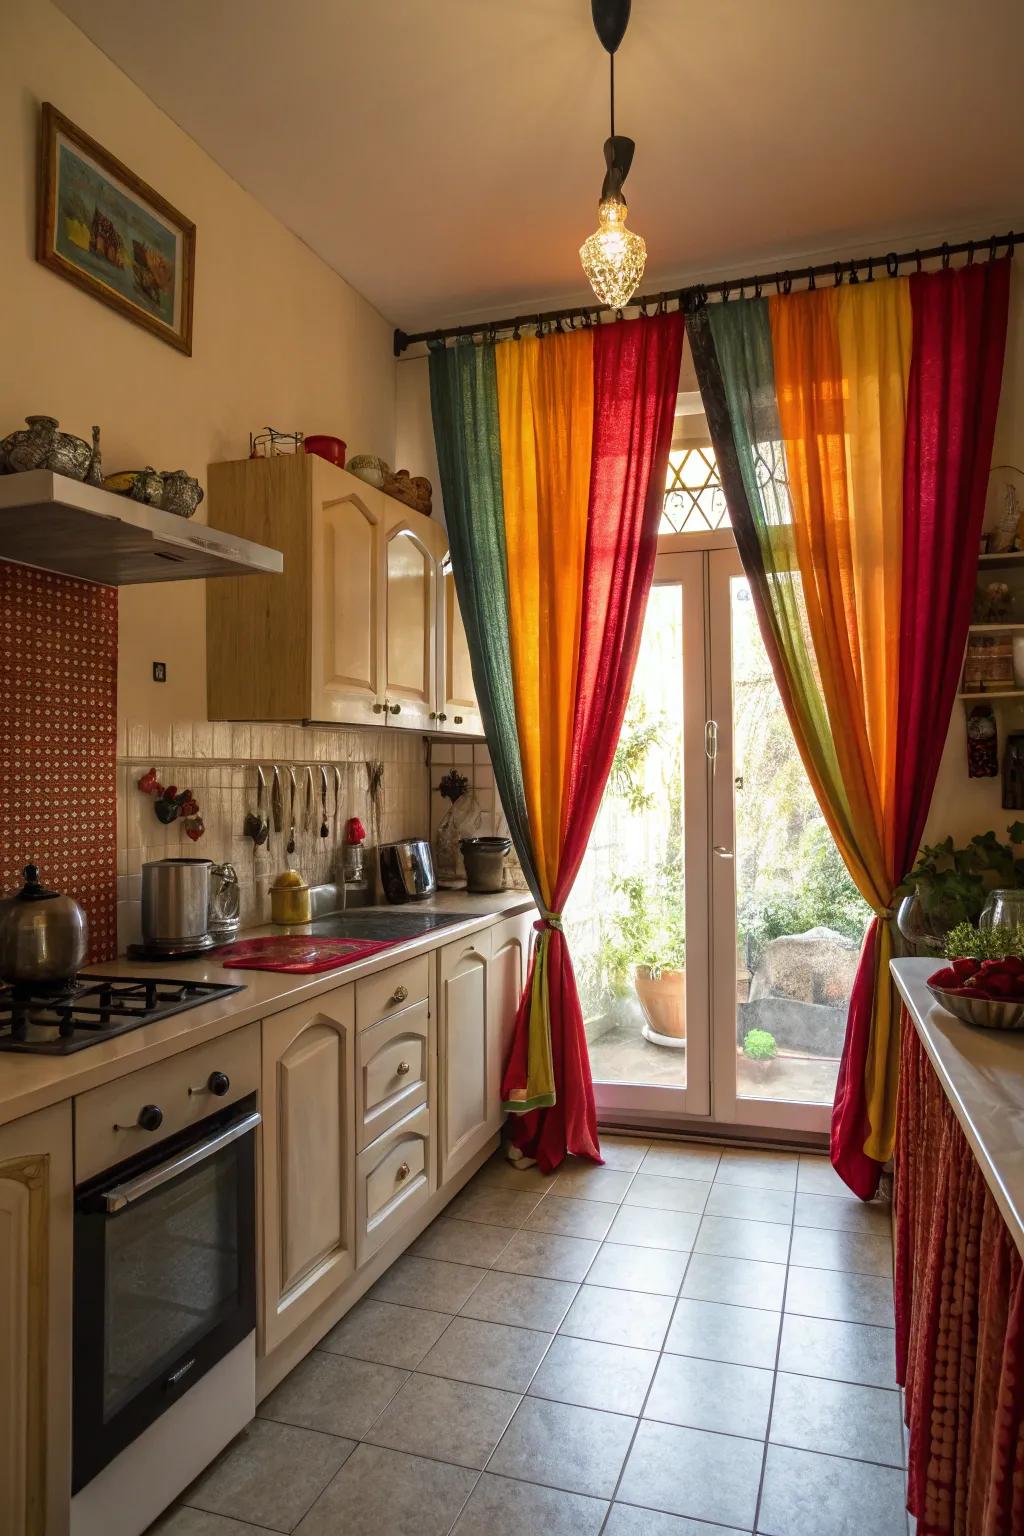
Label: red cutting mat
xmin=218 ymin=936 xmax=400 ymax=973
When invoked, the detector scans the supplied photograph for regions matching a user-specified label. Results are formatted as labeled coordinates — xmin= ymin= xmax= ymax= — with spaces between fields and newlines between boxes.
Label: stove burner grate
xmin=0 ymin=975 xmax=244 ymax=1055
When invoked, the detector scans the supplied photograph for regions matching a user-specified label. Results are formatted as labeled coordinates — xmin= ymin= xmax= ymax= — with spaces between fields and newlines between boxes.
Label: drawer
xmin=357 ymin=998 xmax=430 ymax=1150
xmin=356 ymin=1102 xmax=431 ymax=1265
xmin=356 ymin=954 xmax=429 ymax=1031
xmin=74 ymin=1023 xmax=259 ymax=1184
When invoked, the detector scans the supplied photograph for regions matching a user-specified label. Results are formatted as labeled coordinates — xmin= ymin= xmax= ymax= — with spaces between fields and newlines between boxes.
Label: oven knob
xmin=137 ymin=1104 xmax=164 ymax=1132
xmin=207 ymin=1071 xmax=230 ymax=1097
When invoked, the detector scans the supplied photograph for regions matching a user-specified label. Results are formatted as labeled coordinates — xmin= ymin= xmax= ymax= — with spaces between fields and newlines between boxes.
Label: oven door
xmin=73 ymin=1095 xmax=259 ymax=1493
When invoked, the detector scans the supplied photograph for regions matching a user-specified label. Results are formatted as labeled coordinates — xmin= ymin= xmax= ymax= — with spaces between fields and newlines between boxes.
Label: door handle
xmin=713 ymin=845 xmax=734 ymax=860
xmin=704 ymin=720 xmax=718 ymax=763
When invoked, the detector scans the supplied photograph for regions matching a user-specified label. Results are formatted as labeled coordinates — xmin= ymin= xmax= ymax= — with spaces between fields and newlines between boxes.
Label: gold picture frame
xmin=37 ymin=102 xmax=195 ymax=355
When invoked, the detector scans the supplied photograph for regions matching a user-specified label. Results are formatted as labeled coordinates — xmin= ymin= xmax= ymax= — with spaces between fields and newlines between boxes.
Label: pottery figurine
xmin=159 ymin=469 xmax=204 ymax=519
xmin=0 ymin=415 xmax=102 ymax=482
xmin=103 ymin=467 xmax=165 ymax=505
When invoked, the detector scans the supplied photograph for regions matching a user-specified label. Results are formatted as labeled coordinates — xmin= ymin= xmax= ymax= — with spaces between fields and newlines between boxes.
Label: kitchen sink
xmin=307 ymin=909 xmax=472 ymax=941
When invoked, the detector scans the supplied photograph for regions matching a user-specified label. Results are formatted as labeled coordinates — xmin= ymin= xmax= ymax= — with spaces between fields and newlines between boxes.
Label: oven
xmin=72 ymin=1092 xmax=259 ymax=1495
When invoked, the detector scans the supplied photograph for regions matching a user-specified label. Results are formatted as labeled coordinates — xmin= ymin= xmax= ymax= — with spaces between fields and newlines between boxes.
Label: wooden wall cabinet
xmin=260 ymin=988 xmax=356 ymax=1355
xmin=207 ymin=455 xmax=480 ymax=733
xmin=0 ymin=1102 xmax=72 ymax=1536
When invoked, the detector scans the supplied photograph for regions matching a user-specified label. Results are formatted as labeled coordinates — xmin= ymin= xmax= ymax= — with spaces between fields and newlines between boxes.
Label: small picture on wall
xmin=36 ymin=102 xmax=195 ymax=355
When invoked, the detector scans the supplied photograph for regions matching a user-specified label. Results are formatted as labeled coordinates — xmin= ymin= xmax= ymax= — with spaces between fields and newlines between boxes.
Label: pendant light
xmin=579 ymin=0 xmax=647 ymax=307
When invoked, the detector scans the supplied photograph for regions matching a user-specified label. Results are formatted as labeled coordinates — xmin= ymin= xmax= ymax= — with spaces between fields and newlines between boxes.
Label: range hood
xmin=0 ymin=470 xmax=283 ymax=585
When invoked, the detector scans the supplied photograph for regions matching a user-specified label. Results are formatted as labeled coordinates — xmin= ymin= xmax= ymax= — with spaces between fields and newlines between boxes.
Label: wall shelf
xmin=958 ymin=690 xmax=1024 ymax=702
xmin=978 ymin=550 xmax=1024 ymax=569
xmin=968 ymin=622 xmax=1024 ymax=632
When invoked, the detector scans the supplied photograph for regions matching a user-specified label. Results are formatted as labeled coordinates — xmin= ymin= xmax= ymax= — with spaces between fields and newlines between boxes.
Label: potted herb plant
xmin=602 ymin=871 xmax=686 ymax=1044
xmin=742 ymin=1027 xmax=778 ymax=1083
xmin=896 ymin=824 xmax=1024 ymax=951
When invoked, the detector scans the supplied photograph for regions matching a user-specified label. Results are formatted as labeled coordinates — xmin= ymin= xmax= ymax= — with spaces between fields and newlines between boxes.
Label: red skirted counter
xmin=891 ymin=959 xmax=1024 ymax=1536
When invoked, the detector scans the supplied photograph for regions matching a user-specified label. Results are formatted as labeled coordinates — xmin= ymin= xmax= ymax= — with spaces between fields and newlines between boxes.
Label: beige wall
xmin=1 ymin=0 xmax=397 ymax=729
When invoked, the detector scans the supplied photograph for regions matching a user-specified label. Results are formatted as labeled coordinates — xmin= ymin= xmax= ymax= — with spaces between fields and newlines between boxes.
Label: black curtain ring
xmin=615 ymin=307 xmax=624 ymax=322
xmin=833 ymin=263 xmax=843 ymax=287
xmin=967 ymin=241 xmax=976 ymax=265
xmin=885 ymin=251 xmax=899 ymax=278
xmin=722 ymin=284 xmax=731 ymax=303
xmin=915 ymin=249 xmax=922 ymax=273
xmin=1010 ymin=233 xmax=1017 ymax=259
xmin=512 ymin=322 xmax=521 ymax=341
xmin=990 ymin=235 xmax=1000 ymax=262
xmin=941 ymin=243 xmax=951 ymax=269
xmin=867 ymin=257 xmax=874 ymax=282
xmin=754 ymin=279 xmax=763 ymax=299
xmin=849 ymin=260 xmax=860 ymax=284
xmin=807 ymin=269 xmax=817 ymax=291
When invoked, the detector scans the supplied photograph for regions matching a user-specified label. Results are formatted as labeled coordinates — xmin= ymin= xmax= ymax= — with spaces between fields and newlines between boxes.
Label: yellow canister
xmin=270 ymin=870 xmax=311 ymax=925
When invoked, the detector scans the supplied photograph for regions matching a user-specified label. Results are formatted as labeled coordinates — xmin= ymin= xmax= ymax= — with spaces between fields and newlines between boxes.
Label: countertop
xmin=891 ymin=958 xmax=1024 ymax=1258
xmin=0 ymin=890 xmax=535 ymax=1129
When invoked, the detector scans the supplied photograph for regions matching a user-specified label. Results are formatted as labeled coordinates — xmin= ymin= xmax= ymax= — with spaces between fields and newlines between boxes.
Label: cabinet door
xmin=438 ymin=930 xmax=495 ymax=1184
xmin=0 ymin=1102 xmax=72 ymax=1536
xmin=310 ymin=466 xmax=386 ymax=724
xmin=488 ymin=912 xmax=534 ymax=1131
xmin=436 ymin=554 xmax=482 ymax=735
xmin=383 ymin=509 xmax=436 ymax=731
xmin=260 ymin=989 xmax=356 ymax=1354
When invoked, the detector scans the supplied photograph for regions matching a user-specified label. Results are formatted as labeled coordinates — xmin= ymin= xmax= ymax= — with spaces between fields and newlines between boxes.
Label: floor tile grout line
xmin=752 ymin=1215 xmax=795 ymax=1535
xmin=594 ymin=1221 xmax=702 ymax=1535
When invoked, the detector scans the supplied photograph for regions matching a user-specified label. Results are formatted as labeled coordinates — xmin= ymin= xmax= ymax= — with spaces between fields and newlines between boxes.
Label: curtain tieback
xmin=534 ymin=911 xmax=563 ymax=933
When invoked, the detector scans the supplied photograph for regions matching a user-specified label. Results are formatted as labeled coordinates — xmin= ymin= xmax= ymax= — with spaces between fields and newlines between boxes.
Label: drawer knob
xmin=116 ymin=1103 xmax=163 ymax=1133
xmin=395 ymin=1060 xmax=411 ymax=1077
xmin=391 ymin=984 xmax=409 ymax=1005
xmin=454 ymin=715 xmax=463 ymax=724
xmin=207 ymin=1071 xmax=231 ymax=1096
xmin=396 ymin=1161 xmax=411 ymax=1181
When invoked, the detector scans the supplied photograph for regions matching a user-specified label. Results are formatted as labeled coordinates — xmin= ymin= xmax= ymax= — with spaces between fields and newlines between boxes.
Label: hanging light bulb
xmin=580 ymin=1 xmax=647 ymax=307
xmin=580 ymin=194 xmax=647 ymax=308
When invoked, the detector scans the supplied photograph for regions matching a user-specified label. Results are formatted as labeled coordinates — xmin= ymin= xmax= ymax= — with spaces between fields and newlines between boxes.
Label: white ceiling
xmin=57 ymin=0 xmax=1024 ymax=332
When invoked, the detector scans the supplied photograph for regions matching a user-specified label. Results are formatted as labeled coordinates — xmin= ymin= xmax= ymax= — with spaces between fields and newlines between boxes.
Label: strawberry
xmin=951 ymin=957 xmax=980 ymax=980
xmin=928 ymin=967 xmax=960 ymax=988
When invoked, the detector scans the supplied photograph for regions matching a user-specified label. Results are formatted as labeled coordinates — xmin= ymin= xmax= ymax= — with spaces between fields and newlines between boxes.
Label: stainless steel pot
xmin=0 ymin=864 xmax=89 ymax=986
xmin=141 ymin=858 xmax=213 ymax=948
xmin=379 ymin=840 xmax=436 ymax=903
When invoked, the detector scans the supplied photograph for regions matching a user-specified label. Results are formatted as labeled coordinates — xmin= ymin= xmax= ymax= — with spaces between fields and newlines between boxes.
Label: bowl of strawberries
xmin=927 ymin=955 xmax=1024 ymax=1031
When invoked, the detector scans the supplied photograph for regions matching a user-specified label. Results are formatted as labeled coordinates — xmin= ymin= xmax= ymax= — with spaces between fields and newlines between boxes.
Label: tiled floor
xmin=154 ymin=1138 xmax=907 ymax=1536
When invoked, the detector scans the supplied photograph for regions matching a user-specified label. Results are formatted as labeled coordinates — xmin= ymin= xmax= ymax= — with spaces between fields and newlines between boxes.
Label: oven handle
xmin=100 ymin=1109 xmax=262 ymax=1213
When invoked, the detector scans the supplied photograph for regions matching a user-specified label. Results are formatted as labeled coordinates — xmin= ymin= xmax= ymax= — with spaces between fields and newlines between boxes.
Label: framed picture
xmin=36 ymin=102 xmax=195 ymax=355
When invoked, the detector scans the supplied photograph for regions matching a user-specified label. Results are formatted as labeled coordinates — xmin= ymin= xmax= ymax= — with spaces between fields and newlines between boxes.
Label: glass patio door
xmin=708 ymin=548 xmax=871 ymax=1134
xmin=564 ymin=550 xmax=711 ymax=1121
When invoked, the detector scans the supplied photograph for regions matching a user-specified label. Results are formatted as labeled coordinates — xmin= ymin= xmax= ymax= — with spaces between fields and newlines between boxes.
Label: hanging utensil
xmin=333 ymin=765 xmax=342 ymax=826
xmin=286 ymin=767 xmax=297 ymax=856
xmin=319 ymin=767 xmax=329 ymax=838
xmin=271 ymin=765 xmax=284 ymax=836
xmin=304 ymin=766 xmax=315 ymax=835
xmin=244 ymin=766 xmax=269 ymax=845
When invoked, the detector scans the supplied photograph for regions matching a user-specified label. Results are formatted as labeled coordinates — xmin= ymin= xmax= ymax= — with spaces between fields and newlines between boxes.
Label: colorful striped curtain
xmin=689 ymin=259 xmax=1010 ymax=1197
xmin=430 ymin=313 xmax=684 ymax=1171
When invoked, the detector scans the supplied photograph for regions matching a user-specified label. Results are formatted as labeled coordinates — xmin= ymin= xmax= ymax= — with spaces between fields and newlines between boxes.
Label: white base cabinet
xmin=259 ymin=989 xmax=357 ymax=1356
xmin=0 ymin=1101 xmax=73 ymax=1536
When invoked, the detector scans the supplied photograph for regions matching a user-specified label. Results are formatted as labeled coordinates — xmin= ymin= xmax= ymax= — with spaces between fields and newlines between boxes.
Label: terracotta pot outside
xmin=635 ymin=965 xmax=686 ymax=1041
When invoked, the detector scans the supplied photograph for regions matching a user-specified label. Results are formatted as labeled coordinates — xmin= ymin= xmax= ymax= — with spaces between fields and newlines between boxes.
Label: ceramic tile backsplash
xmin=428 ymin=739 xmax=528 ymax=890
xmin=1 ymin=560 xmax=118 ymax=961
xmin=118 ymin=722 xmax=430 ymax=952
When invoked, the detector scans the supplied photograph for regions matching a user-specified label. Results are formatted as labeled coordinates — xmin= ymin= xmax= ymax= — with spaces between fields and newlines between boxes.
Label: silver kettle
xmin=0 ymin=864 xmax=89 ymax=987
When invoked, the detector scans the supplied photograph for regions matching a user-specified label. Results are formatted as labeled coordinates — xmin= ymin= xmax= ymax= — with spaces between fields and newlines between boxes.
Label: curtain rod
xmin=393 ymin=229 xmax=1018 ymax=356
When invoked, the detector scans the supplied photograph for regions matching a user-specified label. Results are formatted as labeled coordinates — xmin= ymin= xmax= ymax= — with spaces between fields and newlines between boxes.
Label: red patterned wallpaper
xmin=0 ymin=560 xmax=117 ymax=963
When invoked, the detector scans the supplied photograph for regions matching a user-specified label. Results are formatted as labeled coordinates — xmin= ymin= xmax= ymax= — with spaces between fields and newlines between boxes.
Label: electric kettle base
xmin=127 ymin=934 xmax=223 ymax=959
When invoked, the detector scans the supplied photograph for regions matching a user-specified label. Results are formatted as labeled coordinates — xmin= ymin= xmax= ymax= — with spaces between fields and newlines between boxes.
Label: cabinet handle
xmin=395 ymin=1060 xmax=411 ymax=1077
xmin=390 ymin=704 xmax=401 ymax=715
xmin=115 ymin=1103 xmax=163 ymax=1132
xmin=429 ymin=711 xmax=437 ymax=720
xmin=391 ymin=984 xmax=409 ymax=1005
xmin=454 ymin=715 xmax=463 ymax=725
xmin=396 ymin=1161 xmax=411 ymax=1181
xmin=437 ymin=712 xmax=447 ymax=723
xmin=373 ymin=702 xmax=386 ymax=714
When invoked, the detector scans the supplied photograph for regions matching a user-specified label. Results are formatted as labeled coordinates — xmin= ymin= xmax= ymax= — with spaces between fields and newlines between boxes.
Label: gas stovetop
xmin=0 ymin=976 xmax=245 ymax=1056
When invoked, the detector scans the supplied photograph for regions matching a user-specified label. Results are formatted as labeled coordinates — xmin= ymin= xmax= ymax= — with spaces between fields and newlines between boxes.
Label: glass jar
xmin=979 ymin=888 xmax=1024 ymax=935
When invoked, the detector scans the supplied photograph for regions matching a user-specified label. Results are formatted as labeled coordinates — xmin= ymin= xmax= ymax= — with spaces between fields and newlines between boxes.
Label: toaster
xmin=379 ymin=840 xmax=436 ymax=902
